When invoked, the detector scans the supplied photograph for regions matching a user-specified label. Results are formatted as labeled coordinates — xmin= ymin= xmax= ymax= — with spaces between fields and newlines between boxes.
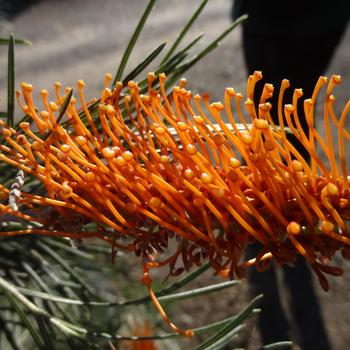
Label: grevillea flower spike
xmin=0 ymin=71 xmax=349 ymax=336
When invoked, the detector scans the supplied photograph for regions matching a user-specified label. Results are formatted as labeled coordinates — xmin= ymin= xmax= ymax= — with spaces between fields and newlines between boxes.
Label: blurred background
xmin=0 ymin=0 xmax=350 ymax=349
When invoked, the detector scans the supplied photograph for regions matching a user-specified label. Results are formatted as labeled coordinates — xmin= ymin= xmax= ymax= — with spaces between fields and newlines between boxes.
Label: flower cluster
xmin=0 ymin=71 xmax=349 ymax=335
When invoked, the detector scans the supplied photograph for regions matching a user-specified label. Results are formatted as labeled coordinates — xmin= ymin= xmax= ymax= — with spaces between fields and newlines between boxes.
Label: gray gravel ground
xmin=1 ymin=0 xmax=350 ymax=349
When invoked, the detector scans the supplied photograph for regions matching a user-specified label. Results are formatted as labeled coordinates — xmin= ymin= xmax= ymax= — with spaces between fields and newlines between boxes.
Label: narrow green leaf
xmin=122 ymin=42 xmax=166 ymax=85
xmin=17 ymin=280 xmax=238 ymax=308
xmin=22 ymin=261 xmax=75 ymax=323
xmin=43 ymin=238 xmax=94 ymax=259
xmin=157 ymin=262 xmax=211 ymax=296
xmin=188 ymin=13 xmax=248 ymax=65
xmin=13 ymin=114 xmax=32 ymax=131
xmin=113 ymin=0 xmax=156 ymax=85
xmin=261 ymin=341 xmax=293 ymax=349
xmin=158 ymin=281 xmax=239 ymax=303
xmin=35 ymin=316 xmax=55 ymax=350
xmin=4 ymin=290 xmax=44 ymax=349
xmin=36 ymin=241 xmax=95 ymax=296
xmin=161 ymin=0 xmax=208 ymax=64
xmin=56 ymin=88 xmax=74 ymax=124
xmin=165 ymin=14 xmax=248 ymax=88
xmin=87 ymin=298 xmax=261 ymax=342
xmin=44 ymin=88 xmax=73 ymax=139
xmin=0 ymin=111 xmax=7 ymax=118
xmin=134 ymin=32 xmax=202 ymax=95
xmin=7 ymin=33 xmax=15 ymax=127
xmin=197 ymin=324 xmax=245 ymax=350
xmin=0 ymin=313 xmax=22 ymax=350
xmin=0 ymin=37 xmax=31 ymax=45
xmin=194 ymin=294 xmax=263 ymax=350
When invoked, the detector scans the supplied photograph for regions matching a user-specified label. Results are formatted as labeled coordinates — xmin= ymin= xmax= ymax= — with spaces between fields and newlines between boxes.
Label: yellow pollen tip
xmin=184 ymin=168 xmax=195 ymax=180
xmin=77 ymin=80 xmax=85 ymax=88
xmin=186 ymin=144 xmax=197 ymax=155
xmin=150 ymin=197 xmax=162 ymax=208
xmin=102 ymin=147 xmax=116 ymax=159
xmin=285 ymin=104 xmax=294 ymax=113
xmin=211 ymin=102 xmax=224 ymax=110
xmin=159 ymin=155 xmax=169 ymax=164
xmin=155 ymin=126 xmax=165 ymax=135
xmin=75 ymin=136 xmax=87 ymax=146
xmin=61 ymin=182 xmax=73 ymax=195
xmin=200 ymin=172 xmax=212 ymax=184
xmin=122 ymin=151 xmax=133 ymax=161
xmin=295 ymin=88 xmax=303 ymax=97
xmin=85 ymin=172 xmax=95 ymax=182
xmin=292 ymin=160 xmax=303 ymax=172
xmin=193 ymin=115 xmax=204 ymax=124
xmin=241 ymin=132 xmax=253 ymax=145
xmin=60 ymin=144 xmax=71 ymax=153
xmin=229 ymin=158 xmax=241 ymax=168
xmin=177 ymin=122 xmax=187 ymax=131
xmin=327 ymin=183 xmax=339 ymax=196
xmin=226 ymin=87 xmax=235 ymax=96
xmin=32 ymin=141 xmax=43 ymax=151
xmin=19 ymin=122 xmax=30 ymax=130
xmin=333 ymin=75 xmax=341 ymax=84
xmin=320 ymin=220 xmax=335 ymax=233
xmin=2 ymin=129 xmax=12 ymax=138
xmin=287 ymin=222 xmax=301 ymax=235
xmin=128 ymin=80 xmax=137 ymax=89
xmin=49 ymin=102 xmax=59 ymax=111
xmin=254 ymin=119 xmax=269 ymax=130
xmin=115 ymin=156 xmax=126 ymax=166
xmin=40 ymin=111 xmax=50 ymax=120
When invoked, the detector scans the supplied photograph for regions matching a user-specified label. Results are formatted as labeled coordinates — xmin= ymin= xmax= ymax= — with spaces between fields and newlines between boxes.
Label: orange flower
xmin=121 ymin=319 xmax=158 ymax=350
xmin=0 ymin=71 xmax=349 ymax=335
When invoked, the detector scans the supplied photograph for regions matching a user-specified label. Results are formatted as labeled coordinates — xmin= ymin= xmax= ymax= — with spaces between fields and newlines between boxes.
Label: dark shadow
xmin=231 ymin=0 xmax=349 ymax=348
xmin=0 ymin=0 xmax=42 ymax=19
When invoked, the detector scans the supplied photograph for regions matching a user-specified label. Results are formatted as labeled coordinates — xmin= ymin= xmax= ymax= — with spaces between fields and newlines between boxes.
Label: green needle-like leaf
xmin=198 ymin=324 xmax=245 ymax=350
xmin=87 ymin=296 xmax=261 ymax=342
xmin=261 ymin=341 xmax=293 ymax=349
xmin=161 ymin=0 xmax=208 ymax=64
xmin=16 ymin=280 xmax=238 ymax=307
xmin=44 ymin=88 xmax=73 ymax=139
xmin=4 ymin=290 xmax=44 ymax=349
xmin=7 ymin=33 xmax=15 ymax=127
xmin=0 ymin=37 xmax=31 ymax=45
xmin=35 ymin=316 xmax=55 ymax=350
xmin=165 ymin=14 xmax=248 ymax=89
xmin=56 ymin=88 xmax=74 ymax=124
xmin=194 ymin=294 xmax=263 ymax=350
xmin=113 ymin=0 xmax=156 ymax=85
xmin=36 ymin=241 xmax=95 ymax=296
xmin=157 ymin=262 xmax=211 ymax=296
xmin=158 ymin=281 xmax=239 ymax=303
xmin=122 ymin=42 xmax=166 ymax=85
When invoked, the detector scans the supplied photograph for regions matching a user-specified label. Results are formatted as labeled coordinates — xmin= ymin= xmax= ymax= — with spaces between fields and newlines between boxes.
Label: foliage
xmin=0 ymin=1 xmax=293 ymax=349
